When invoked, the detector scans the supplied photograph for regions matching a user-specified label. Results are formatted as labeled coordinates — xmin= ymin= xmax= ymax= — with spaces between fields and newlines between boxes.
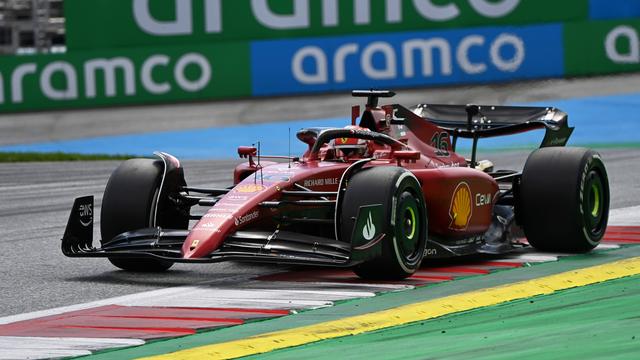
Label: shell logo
xmin=449 ymin=182 xmax=472 ymax=230
xmin=235 ymin=184 xmax=265 ymax=193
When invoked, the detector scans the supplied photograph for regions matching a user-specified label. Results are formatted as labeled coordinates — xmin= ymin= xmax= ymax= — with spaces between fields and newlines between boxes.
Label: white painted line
xmin=0 ymin=336 xmax=144 ymax=360
xmin=0 ymin=349 xmax=91 ymax=359
xmin=0 ymin=285 xmax=375 ymax=325
xmin=113 ymin=286 xmax=378 ymax=309
xmin=248 ymin=281 xmax=413 ymax=292
xmin=0 ymin=285 xmax=205 ymax=325
xmin=506 ymin=254 xmax=559 ymax=262
xmin=609 ymin=205 xmax=640 ymax=226
xmin=118 ymin=297 xmax=333 ymax=310
xmin=595 ymin=243 xmax=621 ymax=250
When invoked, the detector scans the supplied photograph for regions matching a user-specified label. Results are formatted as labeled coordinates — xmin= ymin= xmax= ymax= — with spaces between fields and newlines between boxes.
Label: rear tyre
xmin=341 ymin=167 xmax=427 ymax=280
xmin=101 ymin=158 xmax=174 ymax=272
xmin=519 ymin=147 xmax=609 ymax=253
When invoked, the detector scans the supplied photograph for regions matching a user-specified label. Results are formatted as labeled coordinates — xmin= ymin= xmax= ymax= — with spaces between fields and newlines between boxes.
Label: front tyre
xmin=101 ymin=158 xmax=175 ymax=272
xmin=340 ymin=167 xmax=428 ymax=280
xmin=519 ymin=147 xmax=609 ymax=253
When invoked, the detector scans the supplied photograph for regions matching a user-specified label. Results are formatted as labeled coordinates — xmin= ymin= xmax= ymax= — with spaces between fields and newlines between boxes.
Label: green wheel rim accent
xmin=591 ymin=183 xmax=601 ymax=218
xmin=584 ymin=169 xmax=606 ymax=236
xmin=405 ymin=206 xmax=417 ymax=240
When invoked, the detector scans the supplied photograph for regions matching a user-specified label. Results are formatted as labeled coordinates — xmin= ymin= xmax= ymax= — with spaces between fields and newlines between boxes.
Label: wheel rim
xmin=404 ymin=206 xmax=417 ymax=240
xmin=584 ymin=169 xmax=606 ymax=235
xmin=396 ymin=192 xmax=422 ymax=263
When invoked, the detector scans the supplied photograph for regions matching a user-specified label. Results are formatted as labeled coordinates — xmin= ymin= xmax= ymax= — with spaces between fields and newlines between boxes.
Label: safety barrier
xmin=0 ymin=0 xmax=638 ymax=112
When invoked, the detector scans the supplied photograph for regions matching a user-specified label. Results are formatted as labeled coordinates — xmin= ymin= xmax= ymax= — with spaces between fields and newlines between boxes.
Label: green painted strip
xmin=0 ymin=152 xmax=136 ymax=162
xmin=245 ymin=274 xmax=640 ymax=360
xmin=84 ymin=245 xmax=640 ymax=360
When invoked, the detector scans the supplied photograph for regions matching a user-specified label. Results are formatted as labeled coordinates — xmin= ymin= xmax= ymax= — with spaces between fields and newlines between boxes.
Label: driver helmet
xmin=330 ymin=126 xmax=371 ymax=158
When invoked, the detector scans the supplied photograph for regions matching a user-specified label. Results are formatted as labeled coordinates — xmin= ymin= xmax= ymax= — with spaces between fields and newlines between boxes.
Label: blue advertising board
xmin=590 ymin=0 xmax=640 ymax=20
xmin=251 ymin=24 xmax=564 ymax=96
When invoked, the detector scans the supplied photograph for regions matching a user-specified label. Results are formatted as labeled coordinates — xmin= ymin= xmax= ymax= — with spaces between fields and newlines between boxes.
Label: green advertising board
xmin=0 ymin=42 xmax=250 ymax=112
xmin=65 ymin=0 xmax=588 ymax=50
xmin=565 ymin=19 xmax=640 ymax=76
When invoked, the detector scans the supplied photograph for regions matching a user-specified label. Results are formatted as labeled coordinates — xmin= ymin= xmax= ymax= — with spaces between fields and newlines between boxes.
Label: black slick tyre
xmin=341 ymin=166 xmax=427 ymax=279
xmin=101 ymin=158 xmax=174 ymax=272
xmin=519 ymin=147 xmax=609 ymax=253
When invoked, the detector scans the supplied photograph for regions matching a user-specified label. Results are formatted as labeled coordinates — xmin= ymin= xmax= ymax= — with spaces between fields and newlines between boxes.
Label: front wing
xmin=62 ymin=196 xmax=354 ymax=267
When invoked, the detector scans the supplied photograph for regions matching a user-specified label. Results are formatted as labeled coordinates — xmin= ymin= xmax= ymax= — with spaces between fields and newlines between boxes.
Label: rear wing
xmin=406 ymin=103 xmax=574 ymax=148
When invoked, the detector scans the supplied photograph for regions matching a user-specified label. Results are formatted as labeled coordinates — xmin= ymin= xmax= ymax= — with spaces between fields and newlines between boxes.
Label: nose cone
xmin=181 ymin=184 xmax=275 ymax=259
xmin=182 ymin=210 xmax=233 ymax=258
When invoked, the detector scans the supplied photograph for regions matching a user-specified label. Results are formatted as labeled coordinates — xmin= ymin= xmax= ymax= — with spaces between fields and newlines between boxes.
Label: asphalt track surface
xmin=0 ymin=149 xmax=638 ymax=317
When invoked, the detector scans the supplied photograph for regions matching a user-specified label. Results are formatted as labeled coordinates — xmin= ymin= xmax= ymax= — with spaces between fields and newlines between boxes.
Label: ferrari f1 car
xmin=61 ymin=90 xmax=609 ymax=279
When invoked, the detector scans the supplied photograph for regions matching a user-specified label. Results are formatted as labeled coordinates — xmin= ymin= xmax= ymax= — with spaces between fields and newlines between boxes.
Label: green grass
xmin=0 ymin=152 xmax=137 ymax=162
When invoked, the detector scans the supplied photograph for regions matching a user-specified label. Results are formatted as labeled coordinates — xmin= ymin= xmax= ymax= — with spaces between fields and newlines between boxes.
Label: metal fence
xmin=0 ymin=0 xmax=65 ymax=55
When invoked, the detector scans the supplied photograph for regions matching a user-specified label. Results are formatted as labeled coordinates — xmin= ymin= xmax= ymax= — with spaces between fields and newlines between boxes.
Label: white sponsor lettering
xmin=131 ymin=0 xmax=520 ymax=35
xmin=174 ymin=53 xmax=212 ymax=92
xmin=11 ymin=63 xmax=37 ymax=103
xmin=292 ymin=46 xmax=328 ymax=84
xmin=78 ymin=203 xmax=93 ymax=227
xmin=235 ymin=210 xmax=260 ymax=226
xmin=475 ymin=193 xmax=492 ymax=206
xmin=253 ymin=0 xmax=309 ymax=29
xmin=202 ymin=213 xmax=233 ymax=219
xmin=84 ymin=58 xmax=136 ymax=98
xmin=423 ymin=248 xmax=437 ymax=256
xmin=361 ymin=42 xmax=397 ymax=80
xmin=403 ymin=39 xmax=452 ymax=77
xmin=0 ymin=53 xmax=212 ymax=104
xmin=303 ymin=177 xmax=338 ymax=187
xmin=436 ymin=162 xmax=460 ymax=168
xmin=292 ymin=33 xmax=525 ymax=84
xmin=41 ymin=61 xmax=78 ymax=100
xmin=133 ymin=0 xmax=193 ymax=35
xmin=605 ymin=25 xmax=640 ymax=64
xmin=141 ymin=55 xmax=171 ymax=94
xmin=197 ymin=222 xmax=225 ymax=230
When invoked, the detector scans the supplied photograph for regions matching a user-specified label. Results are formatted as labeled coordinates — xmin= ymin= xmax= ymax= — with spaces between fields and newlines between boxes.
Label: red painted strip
xmin=606 ymin=226 xmax=640 ymax=233
xmin=603 ymin=234 xmax=640 ymax=242
xmin=605 ymin=232 xmax=640 ymax=238
xmin=423 ymin=266 xmax=490 ymax=274
xmin=61 ymin=325 xmax=196 ymax=335
xmin=477 ymin=261 xmax=523 ymax=268
xmin=603 ymin=239 xmax=640 ymax=244
xmin=87 ymin=305 xmax=288 ymax=318
xmin=165 ymin=307 xmax=290 ymax=315
xmin=95 ymin=315 xmax=245 ymax=324
xmin=410 ymin=274 xmax=455 ymax=281
xmin=0 ymin=304 xmax=286 ymax=339
xmin=605 ymin=231 xmax=640 ymax=237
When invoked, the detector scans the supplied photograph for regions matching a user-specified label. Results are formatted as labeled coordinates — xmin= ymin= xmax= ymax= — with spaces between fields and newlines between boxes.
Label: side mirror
xmin=238 ymin=146 xmax=257 ymax=158
xmin=238 ymin=146 xmax=257 ymax=166
xmin=394 ymin=150 xmax=420 ymax=165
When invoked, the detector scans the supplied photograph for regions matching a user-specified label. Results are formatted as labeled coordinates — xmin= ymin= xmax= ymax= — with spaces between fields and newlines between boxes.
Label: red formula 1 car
xmin=62 ymin=90 xmax=609 ymax=279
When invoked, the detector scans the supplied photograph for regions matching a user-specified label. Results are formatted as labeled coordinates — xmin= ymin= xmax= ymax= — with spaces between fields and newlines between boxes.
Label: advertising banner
xmin=589 ymin=0 xmax=640 ymax=20
xmin=565 ymin=20 xmax=640 ymax=76
xmin=251 ymin=24 xmax=564 ymax=96
xmin=65 ymin=0 xmax=587 ymax=50
xmin=0 ymin=43 xmax=250 ymax=112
